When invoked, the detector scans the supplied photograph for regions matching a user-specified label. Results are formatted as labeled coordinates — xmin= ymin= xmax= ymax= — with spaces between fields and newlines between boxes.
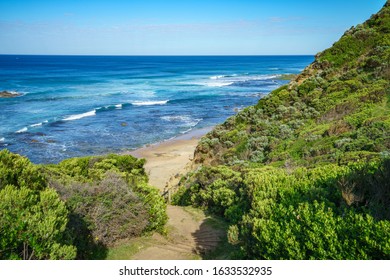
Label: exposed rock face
xmin=0 ymin=91 xmax=22 ymax=98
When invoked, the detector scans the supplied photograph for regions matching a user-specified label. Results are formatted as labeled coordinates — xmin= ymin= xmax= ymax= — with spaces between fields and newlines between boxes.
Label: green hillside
xmin=174 ymin=2 xmax=390 ymax=259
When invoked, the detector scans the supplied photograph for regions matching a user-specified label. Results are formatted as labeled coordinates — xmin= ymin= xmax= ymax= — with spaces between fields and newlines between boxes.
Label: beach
xmin=128 ymin=127 xmax=213 ymax=191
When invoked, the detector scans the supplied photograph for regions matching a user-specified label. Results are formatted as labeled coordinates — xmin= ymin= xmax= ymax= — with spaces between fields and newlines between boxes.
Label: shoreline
xmin=127 ymin=126 xmax=213 ymax=191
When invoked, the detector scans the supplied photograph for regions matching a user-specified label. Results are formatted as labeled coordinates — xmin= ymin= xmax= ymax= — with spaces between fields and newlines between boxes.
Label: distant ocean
xmin=0 ymin=55 xmax=313 ymax=163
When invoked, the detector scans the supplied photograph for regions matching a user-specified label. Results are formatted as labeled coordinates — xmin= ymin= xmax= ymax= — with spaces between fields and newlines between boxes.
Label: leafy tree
xmin=0 ymin=149 xmax=47 ymax=191
xmin=0 ymin=185 xmax=76 ymax=260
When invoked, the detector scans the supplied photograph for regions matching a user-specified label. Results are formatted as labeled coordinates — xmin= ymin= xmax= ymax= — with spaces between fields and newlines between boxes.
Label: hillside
xmin=174 ymin=2 xmax=390 ymax=259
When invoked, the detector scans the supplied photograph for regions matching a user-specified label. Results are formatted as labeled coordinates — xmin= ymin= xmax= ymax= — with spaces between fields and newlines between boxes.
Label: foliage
xmin=0 ymin=150 xmax=167 ymax=260
xmin=0 ymin=185 xmax=76 ymax=260
xmin=55 ymin=172 xmax=149 ymax=245
xmin=178 ymin=159 xmax=390 ymax=259
xmin=47 ymin=154 xmax=167 ymax=258
xmin=173 ymin=166 xmax=245 ymax=222
xmin=177 ymin=2 xmax=390 ymax=260
xmin=46 ymin=153 xmax=147 ymax=184
xmin=0 ymin=149 xmax=47 ymax=191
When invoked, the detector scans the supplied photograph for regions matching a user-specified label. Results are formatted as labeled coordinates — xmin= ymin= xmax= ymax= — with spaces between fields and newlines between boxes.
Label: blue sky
xmin=0 ymin=0 xmax=386 ymax=55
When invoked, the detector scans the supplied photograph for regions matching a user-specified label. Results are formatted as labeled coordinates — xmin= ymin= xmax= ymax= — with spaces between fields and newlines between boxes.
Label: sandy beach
xmin=125 ymin=127 xmax=227 ymax=260
xmin=128 ymin=127 xmax=212 ymax=191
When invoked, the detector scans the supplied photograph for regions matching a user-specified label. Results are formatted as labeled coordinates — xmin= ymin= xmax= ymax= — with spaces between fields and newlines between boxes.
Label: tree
xmin=0 ymin=185 xmax=76 ymax=260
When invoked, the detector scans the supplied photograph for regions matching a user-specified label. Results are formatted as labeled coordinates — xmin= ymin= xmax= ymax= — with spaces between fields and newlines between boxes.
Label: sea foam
xmin=206 ymin=81 xmax=234 ymax=87
xmin=63 ymin=110 xmax=96 ymax=121
xmin=161 ymin=115 xmax=202 ymax=127
xmin=16 ymin=127 xmax=28 ymax=133
xmin=30 ymin=122 xmax=43 ymax=127
xmin=198 ymin=74 xmax=279 ymax=88
xmin=131 ymin=100 xmax=169 ymax=106
xmin=209 ymin=74 xmax=238 ymax=80
xmin=161 ymin=115 xmax=191 ymax=122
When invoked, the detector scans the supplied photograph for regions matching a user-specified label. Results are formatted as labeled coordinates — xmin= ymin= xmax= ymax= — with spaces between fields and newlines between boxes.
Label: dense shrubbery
xmin=0 ymin=150 xmax=167 ymax=259
xmin=46 ymin=154 xmax=167 ymax=259
xmin=0 ymin=149 xmax=47 ymax=191
xmin=0 ymin=150 xmax=76 ymax=259
xmin=176 ymin=2 xmax=390 ymax=259
xmin=176 ymin=159 xmax=390 ymax=259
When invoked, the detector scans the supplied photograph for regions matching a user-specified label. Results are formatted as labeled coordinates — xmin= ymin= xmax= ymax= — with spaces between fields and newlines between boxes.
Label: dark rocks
xmin=0 ymin=91 xmax=22 ymax=98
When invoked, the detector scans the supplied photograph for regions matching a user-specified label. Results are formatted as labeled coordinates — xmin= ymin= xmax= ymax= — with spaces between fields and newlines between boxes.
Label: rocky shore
xmin=0 ymin=90 xmax=22 ymax=97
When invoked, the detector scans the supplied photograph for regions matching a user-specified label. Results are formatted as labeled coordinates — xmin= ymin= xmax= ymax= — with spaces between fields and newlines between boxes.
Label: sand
xmin=124 ymin=127 xmax=226 ymax=260
xmin=128 ymin=127 xmax=212 ymax=191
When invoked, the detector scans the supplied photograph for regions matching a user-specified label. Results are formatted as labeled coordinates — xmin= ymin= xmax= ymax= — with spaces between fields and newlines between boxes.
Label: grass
xmin=105 ymin=236 xmax=153 ymax=260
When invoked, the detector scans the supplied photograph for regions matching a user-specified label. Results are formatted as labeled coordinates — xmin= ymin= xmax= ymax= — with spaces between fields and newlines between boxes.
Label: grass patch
xmin=105 ymin=236 xmax=153 ymax=260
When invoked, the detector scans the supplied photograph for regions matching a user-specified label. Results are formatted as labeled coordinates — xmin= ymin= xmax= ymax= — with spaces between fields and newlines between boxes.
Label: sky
xmin=0 ymin=0 xmax=387 ymax=55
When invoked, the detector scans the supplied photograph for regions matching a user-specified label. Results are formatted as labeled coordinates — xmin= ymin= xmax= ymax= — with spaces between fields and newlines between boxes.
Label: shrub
xmin=0 ymin=149 xmax=47 ymax=191
xmin=0 ymin=185 xmax=76 ymax=260
xmin=46 ymin=154 xmax=167 ymax=258
xmin=55 ymin=172 xmax=150 ymax=246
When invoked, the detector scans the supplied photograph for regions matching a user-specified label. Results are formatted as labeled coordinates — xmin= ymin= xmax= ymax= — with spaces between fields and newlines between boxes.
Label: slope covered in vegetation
xmin=174 ymin=2 xmax=390 ymax=259
xmin=0 ymin=150 xmax=167 ymax=259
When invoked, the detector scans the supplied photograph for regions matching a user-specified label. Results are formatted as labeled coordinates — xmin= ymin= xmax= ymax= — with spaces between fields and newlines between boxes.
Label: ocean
xmin=0 ymin=55 xmax=313 ymax=163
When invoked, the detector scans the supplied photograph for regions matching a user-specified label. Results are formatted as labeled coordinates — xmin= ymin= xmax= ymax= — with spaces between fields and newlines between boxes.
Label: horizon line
xmin=0 ymin=53 xmax=315 ymax=57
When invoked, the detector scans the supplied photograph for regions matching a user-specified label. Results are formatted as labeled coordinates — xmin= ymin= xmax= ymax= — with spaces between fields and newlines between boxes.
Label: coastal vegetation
xmin=0 ymin=150 xmax=167 ymax=259
xmin=173 ymin=2 xmax=390 ymax=259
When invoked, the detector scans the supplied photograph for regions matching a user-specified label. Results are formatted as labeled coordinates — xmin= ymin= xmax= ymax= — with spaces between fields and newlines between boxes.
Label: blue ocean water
xmin=0 ymin=55 xmax=313 ymax=163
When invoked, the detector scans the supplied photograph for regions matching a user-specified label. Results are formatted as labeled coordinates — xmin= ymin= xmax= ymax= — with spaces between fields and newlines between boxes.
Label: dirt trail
xmin=132 ymin=205 xmax=224 ymax=260
xmin=129 ymin=130 xmax=224 ymax=260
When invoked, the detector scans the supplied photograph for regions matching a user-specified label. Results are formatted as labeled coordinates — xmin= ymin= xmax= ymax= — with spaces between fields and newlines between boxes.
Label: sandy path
xmin=132 ymin=205 xmax=223 ymax=260
xmin=127 ymin=128 xmax=224 ymax=260
xmin=129 ymin=138 xmax=199 ymax=191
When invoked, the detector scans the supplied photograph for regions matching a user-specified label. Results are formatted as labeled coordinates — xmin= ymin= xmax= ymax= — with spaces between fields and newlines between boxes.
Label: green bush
xmin=48 ymin=154 xmax=167 ymax=252
xmin=242 ymin=201 xmax=390 ymax=259
xmin=0 ymin=150 xmax=167 ymax=259
xmin=0 ymin=185 xmax=76 ymax=260
xmin=176 ymin=159 xmax=390 ymax=259
xmin=0 ymin=150 xmax=47 ymax=191
xmin=55 ymin=172 xmax=150 ymax=245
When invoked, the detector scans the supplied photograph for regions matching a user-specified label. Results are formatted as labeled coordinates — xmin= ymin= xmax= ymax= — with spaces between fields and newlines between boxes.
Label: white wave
xmin=196 ymin=74 xmax=279 ymax=88
xmin=181 ymin=128 xmax=194 ymax=134
xmin=63 ymin=110 xmax=96 ymax=121
xmin=210 ymin=74 xmax=238 ymax=80
xmin=0 ymin=137 xmax=4 ymax=142
xmin=132 ymin=100 xmax=169 ymax=106
xmin=181 ymin=119 xmax=203 ymax=134
xmin=206 ymin=81 xmax=234 ymax=87
xmin=161 ymin=115 xmax=202 ymax=127
xmin=210 ymin=75 xmax=226 ymax=80
xmin=115 ymin=104 xmax=122 ymax=109
xmin=16 ymin=127 xmax=28 ymax=133
xmin=192 ymin=80 xmax=234 ymax=87
xmin=244 ymin=74 xmax=278 ymax=80
xmin=161 ymin=115 xmax=192 ymax=122
xmin=30 ymin=122 xmax=43 ymax=127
